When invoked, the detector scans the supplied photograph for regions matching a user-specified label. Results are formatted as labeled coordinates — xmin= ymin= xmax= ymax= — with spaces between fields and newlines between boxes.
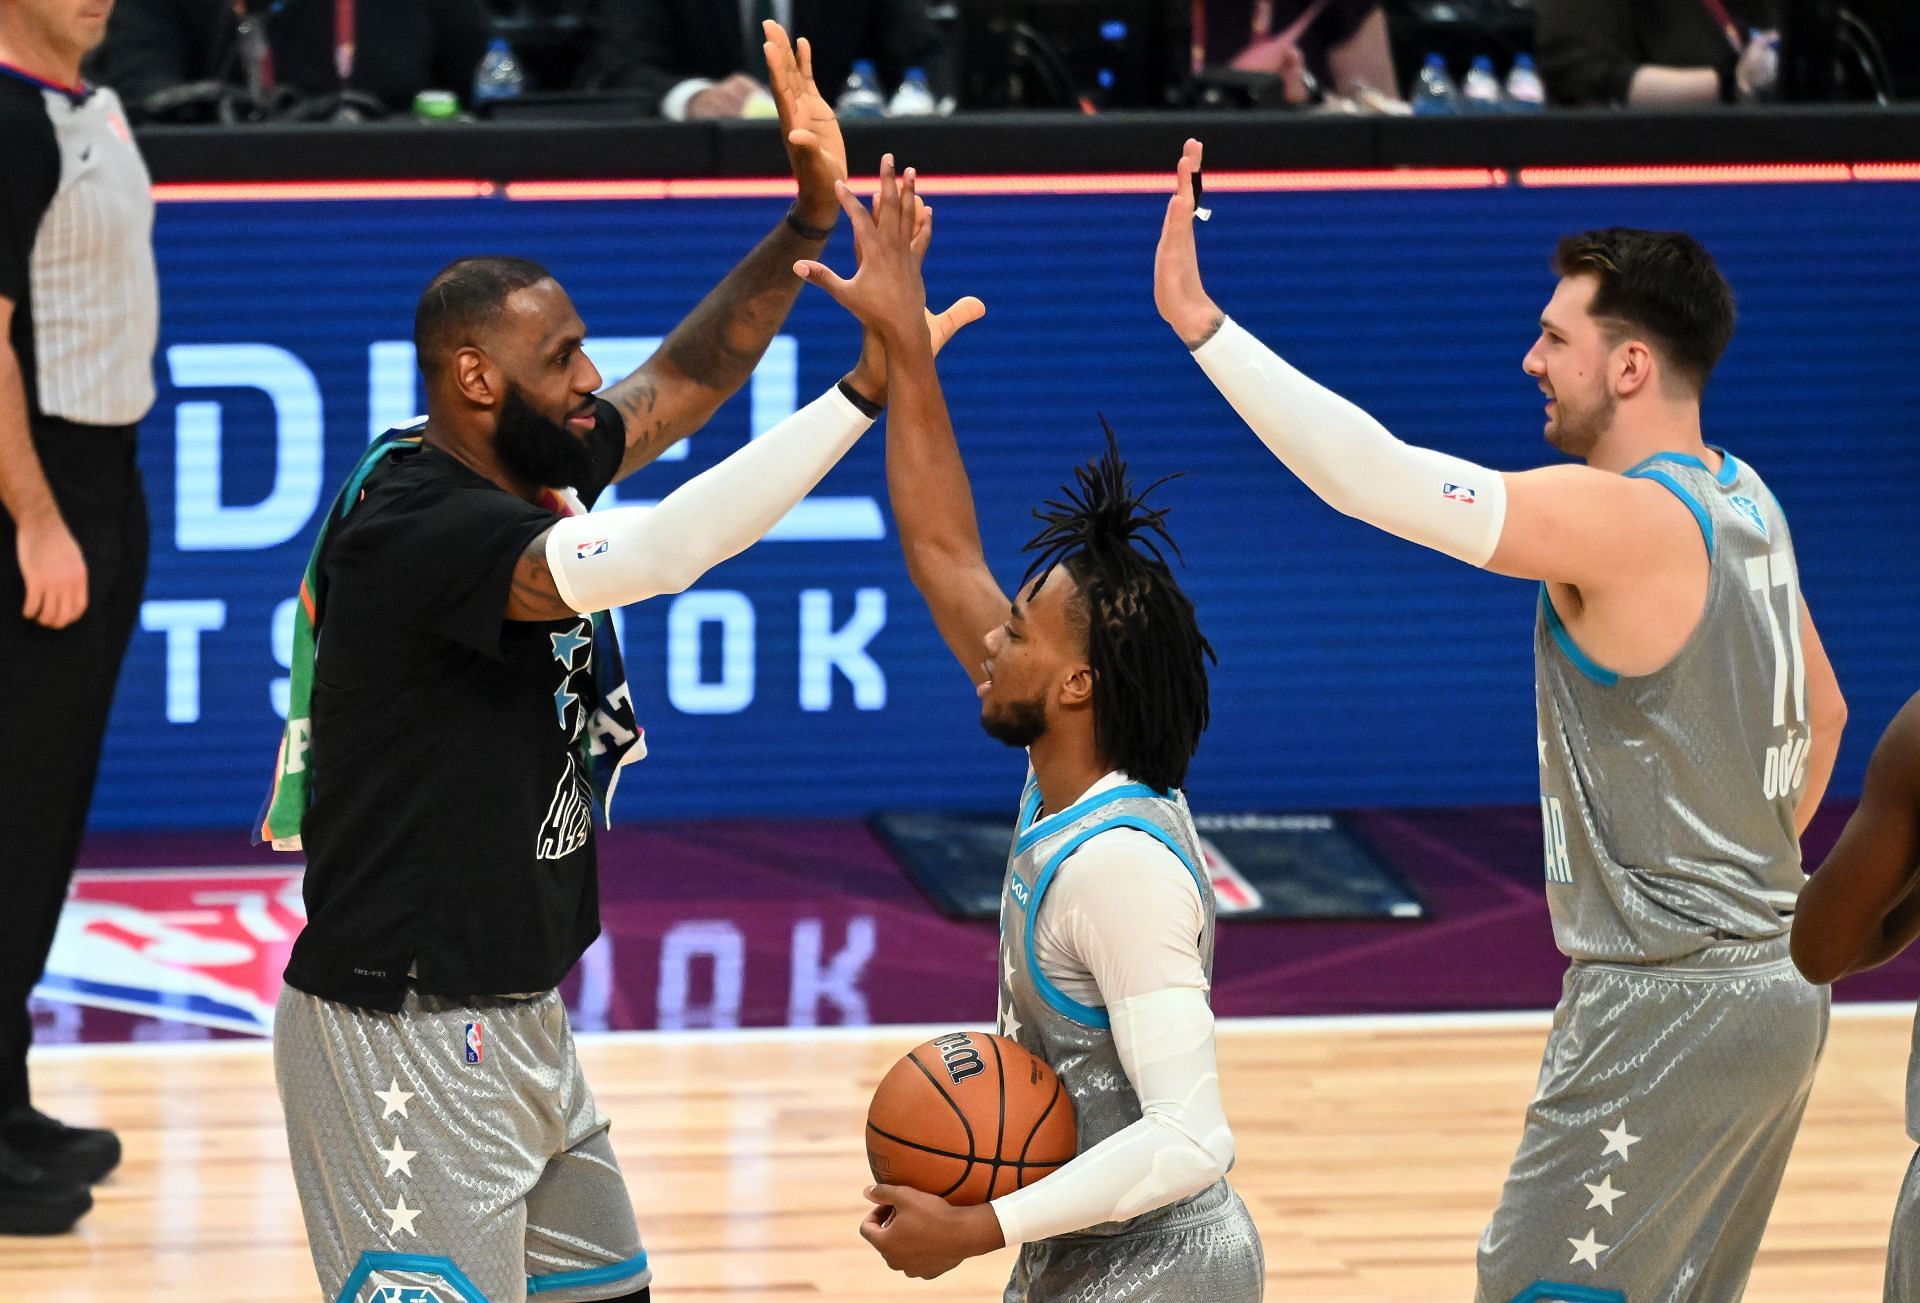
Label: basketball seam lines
xmin=864 ymin=1120 xmax=1065 ymax=1170
xmin=1019 ymin=1076 xmax=1064 ymax=1169
xmin=988 ymin=1035 xmax=1007 ymax=1201
xmin=907 ymin=1049 xmax=979 ymax=1198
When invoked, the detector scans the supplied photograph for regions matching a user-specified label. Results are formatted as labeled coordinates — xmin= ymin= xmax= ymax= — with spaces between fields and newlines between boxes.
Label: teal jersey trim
xmin=1539 ymin=585 xmax=1621 ymax=687
xmin=1020 ymin=813 xmax=1208 ymax=1029
xmin=1016 ymin=779 xmax=1044 ymax=837
xmin=527 ymin=1251 xmax=649 ymax=1295
xmin=1624 ymin=444 xmax=1738 ymax=486
xmin=1505 ymin=1283 xmax=1626 ymax=1303
xmin=1013 ymin=782 xmax=1164 ymax=856
xmin=1625 ymin=466 xmax=1714 ymax=559
xmin=335 ymin=1253 xmax=490 ymax=1303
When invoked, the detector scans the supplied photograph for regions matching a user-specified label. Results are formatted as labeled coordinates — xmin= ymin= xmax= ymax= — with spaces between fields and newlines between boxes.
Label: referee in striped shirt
xmin=0 ymin=0 xmax=157 ymax=1235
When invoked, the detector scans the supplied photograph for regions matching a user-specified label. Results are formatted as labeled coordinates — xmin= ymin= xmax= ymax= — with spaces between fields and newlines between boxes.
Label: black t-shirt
xmin=0 ymin=71 xmax=67 ymax=422
xmin=283 ymin=402 xmax=626 ymax=1011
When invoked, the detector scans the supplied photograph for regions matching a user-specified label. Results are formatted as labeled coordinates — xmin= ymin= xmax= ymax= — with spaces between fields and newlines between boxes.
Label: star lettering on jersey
xmin=554 ymin=682 xmax=580 ymax=729
xmin=1583 ymin=1174 xmax=1624 ymax=1214
xmin=1538 ymin=732 xmax=1548 ymax=766
xmin=381 ymin=1196 xmax=422 ymax=1237
xmin=374 ymin=1079 xmax=414 ymax=1119
xmin=1599 ymin=1120 xmax=1640 ymax=1162
xmin=1003 ymin=947 xmax=1015 ymax=985
xmin=378 ymin=1136 xmax=417 ymax=1178
xmin=1000 ymin=1000 xmax=1024 ymax=1042
xmin=550 ymin=625 xmax=591 ymax=669
xmin=1567 ymin=1228 xmax=1608 ymax=1269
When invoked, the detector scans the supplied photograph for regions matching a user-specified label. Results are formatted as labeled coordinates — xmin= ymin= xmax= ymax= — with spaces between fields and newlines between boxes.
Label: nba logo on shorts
xmin=464 ymin=1021 xmax=484 ymax=1065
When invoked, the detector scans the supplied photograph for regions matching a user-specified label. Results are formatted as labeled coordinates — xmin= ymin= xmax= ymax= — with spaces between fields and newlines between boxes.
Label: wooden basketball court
xmin=1 ymin=1006 xmax=1909 ymax=1301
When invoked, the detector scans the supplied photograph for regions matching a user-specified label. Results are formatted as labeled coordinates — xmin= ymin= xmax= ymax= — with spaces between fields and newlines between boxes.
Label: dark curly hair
xmin=1020 ymin=421 xmax=1216 ymax=794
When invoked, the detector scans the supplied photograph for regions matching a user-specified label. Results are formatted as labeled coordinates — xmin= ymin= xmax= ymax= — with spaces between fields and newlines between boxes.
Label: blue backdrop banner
xmin=95 ymin=178 xmax=1920 ymax=829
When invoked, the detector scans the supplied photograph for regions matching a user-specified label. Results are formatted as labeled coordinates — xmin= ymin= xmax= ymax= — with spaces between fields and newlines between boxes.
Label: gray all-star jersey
xmin=1536 ymin=448 xmax=1809 ymax=963
xmin=1906 ymin=1015 xmax=1920 ymax=1143
xmin=997 ymin=773 xmax=1223 ymax=1233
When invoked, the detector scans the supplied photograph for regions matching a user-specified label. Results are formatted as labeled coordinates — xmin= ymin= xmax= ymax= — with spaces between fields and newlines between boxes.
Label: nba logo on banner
xmin=465 ymin=1021 xmax=483 ymax=1064
xmin=575 ymin=538 xmax=610 ymax=559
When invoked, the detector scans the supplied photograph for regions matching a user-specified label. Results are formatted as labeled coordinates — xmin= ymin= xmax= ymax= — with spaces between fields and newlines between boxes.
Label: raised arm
xmin=1792 ymin=692 xmax=1920 ymax=983
xmin=598 ymin=22 xmax=848 ymax=481
xmin=1153 ymin=139 xmax=1701 ymax=598
xmin=792 ymin=159 xmax=998 ymax=683
xmin=506 ymin=157 xmax=984 ymax=624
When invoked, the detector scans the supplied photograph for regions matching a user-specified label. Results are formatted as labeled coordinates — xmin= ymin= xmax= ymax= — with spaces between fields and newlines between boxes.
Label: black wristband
xmin=1716 ymin=59 xmax=1740 ymax=104
xmin=837 ymin=379 xmax=884 ymax=419
xmin=786 ymin=204 xmax=835 ymax=241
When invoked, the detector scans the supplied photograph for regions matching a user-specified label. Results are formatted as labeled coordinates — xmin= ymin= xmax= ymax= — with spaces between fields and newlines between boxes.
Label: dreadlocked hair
xmin=1020 ymin=419 xmax=1216 ymax=795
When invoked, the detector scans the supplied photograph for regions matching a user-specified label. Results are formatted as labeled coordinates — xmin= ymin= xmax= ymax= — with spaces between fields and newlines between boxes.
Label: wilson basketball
xmin=865 ymin=1031 xmax=1078 ymax=1204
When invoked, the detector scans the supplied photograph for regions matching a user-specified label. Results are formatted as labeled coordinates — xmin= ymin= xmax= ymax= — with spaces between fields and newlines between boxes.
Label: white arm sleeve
xmin=544 ymin=385 xmax=872 ymax=613
xmin=991 ymin=836 xmax=1231 ymax=1247
xmin=991 ymin=987 xmax=1232 ymax=1247
xmin=660 ymin=77 xmax=715 ymax=122
xmin=1191 ymin=315 xmax=1509 ymax=567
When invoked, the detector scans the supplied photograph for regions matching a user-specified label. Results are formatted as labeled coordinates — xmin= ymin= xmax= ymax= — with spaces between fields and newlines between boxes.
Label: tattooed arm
xmin=506 ymin=533 xmax=578 ymax=622
xmin=603 ymin=20 xmax=849 ymax=482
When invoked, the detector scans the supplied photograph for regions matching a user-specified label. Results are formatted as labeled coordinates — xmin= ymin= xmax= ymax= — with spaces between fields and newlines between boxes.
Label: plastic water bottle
xmin=836 ymin=60 xmax=887 ymax=119
xmin=1410 ymin=54 xmax=1458 ymax=116
xmin=473 ymin=38 xmax=525 ymax=105
xmin=1504 ymin=53 xmax=1545 ymax=111
xmin=1461 ymin=55 xmax=1503 ymax=112
xmin=889 ymin=66 xmax=936 ymax=116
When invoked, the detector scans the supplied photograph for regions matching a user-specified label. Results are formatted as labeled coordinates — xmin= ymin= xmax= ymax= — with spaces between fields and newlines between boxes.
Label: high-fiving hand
xmin=1153 ymin=138 xmax=1225 ymax=348
xmin=763 ymin=20 xmax=846 ymax=229
xmin=795 ymin=155 xmax=986 ymax=390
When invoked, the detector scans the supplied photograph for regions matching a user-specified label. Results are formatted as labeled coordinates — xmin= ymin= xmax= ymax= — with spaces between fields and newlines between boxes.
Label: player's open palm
xmin=17 ymin=517 xmax=89 ymax=629
xmin=795 ymin=155 xmax=933 ymax=342
xmin=763 ymin=21 xmax=846 ymax=202
xmin=850 ymin=199 xmax=987 ymax=384
xmin=1154 ymin=138 xmax=1221 ymax=345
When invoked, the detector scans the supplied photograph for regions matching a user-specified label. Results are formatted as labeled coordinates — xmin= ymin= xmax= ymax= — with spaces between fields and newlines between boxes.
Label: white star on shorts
xmin=1583 ymin=1174 xmax=1624 ymax=1214
xmin=382 ymin=1196 xmax=422 ymax=1237
xmin=1599 ymin=1119 xmax=1640 ymax=1161
xmin=378 ymin=1136 xmax=417 ymax=1178
xmin=374 ymin=1079 xmax=415 ymax=1119
xmin=1567 ymin=1227 xmax=1608 ymax=1268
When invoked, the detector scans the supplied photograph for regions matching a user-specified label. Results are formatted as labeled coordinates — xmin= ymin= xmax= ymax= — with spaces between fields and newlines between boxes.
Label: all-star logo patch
xmin=1729 ymin=495 xmax=1769 ymax=539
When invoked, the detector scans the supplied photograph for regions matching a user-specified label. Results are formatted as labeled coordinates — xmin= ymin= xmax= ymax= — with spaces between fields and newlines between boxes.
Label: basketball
xmin=865 ymin=1031 xmax=1078 ymax=1204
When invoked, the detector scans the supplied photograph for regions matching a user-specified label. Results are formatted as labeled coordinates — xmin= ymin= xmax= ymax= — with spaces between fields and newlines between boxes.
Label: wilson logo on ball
xmin=932 ymin=1031 xmax=985 ymax=1084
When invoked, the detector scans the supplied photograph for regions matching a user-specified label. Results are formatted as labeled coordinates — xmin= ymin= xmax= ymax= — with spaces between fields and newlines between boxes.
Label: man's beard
xmin=980 ymin=691 xmax=1048 ymax=749
xmin=1544 ymin=389 xmax=1616 ymax=458
xmin=496 ymin=383 xmax=596 ymax=488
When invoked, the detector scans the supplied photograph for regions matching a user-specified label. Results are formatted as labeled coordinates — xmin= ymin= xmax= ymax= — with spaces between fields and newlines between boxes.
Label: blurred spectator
xmin=94 ymin=0 xmax=494 ymax=121
xmin=1535 ymin=0 xmax=1780 ymax=106
xmin=580 ymin=0 xmax=942 ymax=120
xmin=1195 ymin=0 xmax=1398 ymax=104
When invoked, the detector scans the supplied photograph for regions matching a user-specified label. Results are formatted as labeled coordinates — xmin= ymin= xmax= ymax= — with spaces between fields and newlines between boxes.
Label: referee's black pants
xmin=0 ymin=420 xmax=147 ymax=1116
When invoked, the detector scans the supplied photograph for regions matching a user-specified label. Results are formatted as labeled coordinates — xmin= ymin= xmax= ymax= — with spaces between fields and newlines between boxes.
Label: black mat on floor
xmin=871 ymin=810 xmax=1426 ymax=922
